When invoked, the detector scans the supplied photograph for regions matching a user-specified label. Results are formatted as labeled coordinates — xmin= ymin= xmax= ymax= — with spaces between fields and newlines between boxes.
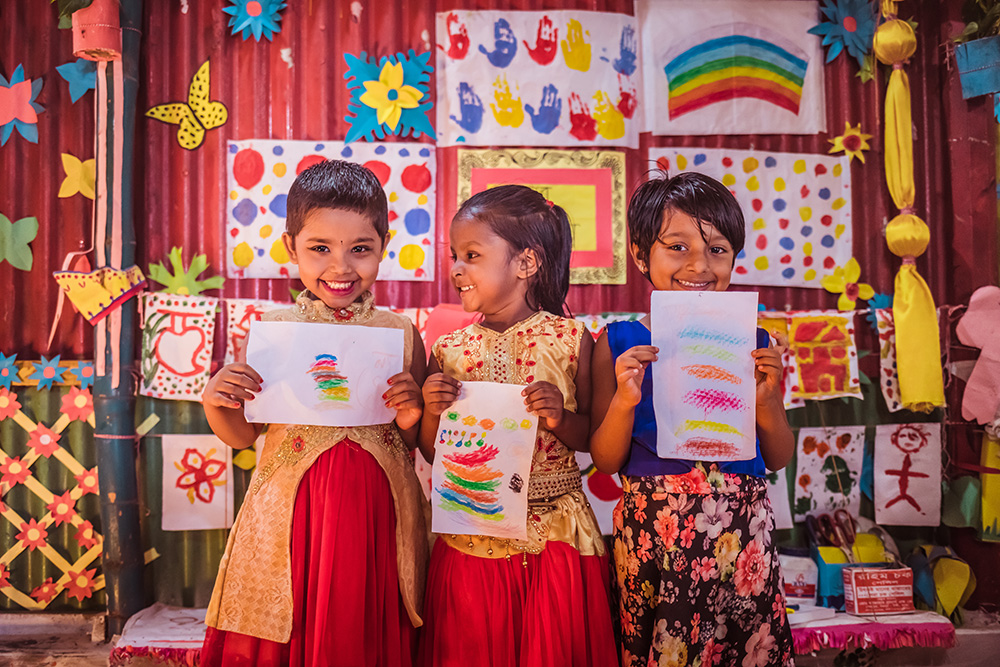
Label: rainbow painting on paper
xmin=310 ymin=354 xmax=350 ymax=403
xmin=640 ymin=0 xmax=825 ymax=136
xmin=650 ymin=291 xmax=758 ymax=461
xmin=663 ymin=24 xmax=808 ymax=119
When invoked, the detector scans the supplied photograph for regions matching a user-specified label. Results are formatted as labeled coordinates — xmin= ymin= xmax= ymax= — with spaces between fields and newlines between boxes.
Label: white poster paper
xmin=161 ymin=434 xmax=234 ymax=531
xmin=793 ymin=426 xmax=866 ymax=521
xmin=244 ymin=321 xmax=403 ymax=427
xmin=766 ymin=468 xmax=794 ymax=530
xmin=650 ymin=290 xmax=758 ymax=461
xmin=874 ymin=423 xmax=942 ymax=527
xmin=224 ymin=298 xmax=285 ymax=365
xmin=637 ymin=0 xmax=825 ymax=136
xmin=431 ymin=381 xmax=538 ymax=540
xmin=435 ymin=10 xmax=640 ymax=147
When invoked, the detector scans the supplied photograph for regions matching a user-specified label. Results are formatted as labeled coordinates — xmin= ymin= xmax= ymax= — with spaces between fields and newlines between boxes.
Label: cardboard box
xmin=842 ymin=566 xmax=915 ymax=616
xmin=811 ymin=534 xmax=886 ymax=609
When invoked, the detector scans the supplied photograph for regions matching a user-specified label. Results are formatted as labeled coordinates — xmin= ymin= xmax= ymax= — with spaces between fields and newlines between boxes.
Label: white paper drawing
xmin=161 ymin=434 xmax=234 ymax=531
xmin=874 ymin=423 xmax=942 ymax=527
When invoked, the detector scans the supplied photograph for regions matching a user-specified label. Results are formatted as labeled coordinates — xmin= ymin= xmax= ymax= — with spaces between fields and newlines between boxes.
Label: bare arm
xmin=202 ymin=362 xmax=266 ymax=449
xmin=588 ymin=332 xmax=658 ymax=474
xmin=753 ymin=333 xmax=794 ymax=471
xmin=416 ymin=354 xmax=461 ymax=464
xmin=522 ymin=331 xmax=594 ymax=451
xmin=385 ymin=323 xmax=427 ymax=450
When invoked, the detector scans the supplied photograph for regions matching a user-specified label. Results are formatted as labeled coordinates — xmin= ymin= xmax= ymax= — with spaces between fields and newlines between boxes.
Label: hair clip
xmin=545 ymin=200 xmax=554 ymax=209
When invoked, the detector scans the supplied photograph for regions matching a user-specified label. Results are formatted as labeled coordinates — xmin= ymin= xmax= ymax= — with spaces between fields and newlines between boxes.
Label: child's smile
xmin=640 ymin=210 xmax=735 ymax=292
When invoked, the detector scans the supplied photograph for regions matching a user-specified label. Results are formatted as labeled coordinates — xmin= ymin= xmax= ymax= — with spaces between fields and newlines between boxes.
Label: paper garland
xmin=140 ymin=294 xmax=218 ymax=401
xmin=161 ymin=434 xmax=234 ymax=531
xmin=793 ymin=425 xmax=866 ymax=520
xmin=53 ymin=265 xmax=146 ymax=324
xmin=874 ymin=423 xmax=942 ymax=527
xmin=637 ymin=0 xmax=826 ymax=136
xmin=436 ymin=10 xmax=640 ymax=147
xmin=648 ymin=147 xmax=853 ymax=289
xmin=226 ymin=139 xmax=436 ymax=281
xmin=876 ymin=309 xmax=903 ymax=413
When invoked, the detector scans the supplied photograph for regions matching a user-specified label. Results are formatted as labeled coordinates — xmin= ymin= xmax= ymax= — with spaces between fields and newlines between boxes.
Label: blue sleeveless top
xmin=606 ymin=320 xmax=767 ymax=478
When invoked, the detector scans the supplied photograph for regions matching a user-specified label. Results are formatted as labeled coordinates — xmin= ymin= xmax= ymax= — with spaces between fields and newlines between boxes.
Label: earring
xmin=638 ymin=262 xmax=647 ymax=273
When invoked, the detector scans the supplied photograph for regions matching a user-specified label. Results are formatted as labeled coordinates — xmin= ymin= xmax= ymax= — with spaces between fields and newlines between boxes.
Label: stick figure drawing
xmin=875 ymin=423 xmax=942 ymax=526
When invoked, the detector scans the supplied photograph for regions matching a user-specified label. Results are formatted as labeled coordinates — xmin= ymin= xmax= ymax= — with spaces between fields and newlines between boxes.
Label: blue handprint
xmin=525 ymin=84 xmax=561 ymax=135
xmin=478 ymin=18 xmax=518 ymax=68
xmin=612 ymin=25 xmax=637 ymax=76
xmin=449 ymin=82 xmax=484 ymax=134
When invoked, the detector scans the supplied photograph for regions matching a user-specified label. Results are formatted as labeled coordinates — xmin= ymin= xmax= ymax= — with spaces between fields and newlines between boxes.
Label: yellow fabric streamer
xmin=874 ymin=17 xmax=945 ymax=412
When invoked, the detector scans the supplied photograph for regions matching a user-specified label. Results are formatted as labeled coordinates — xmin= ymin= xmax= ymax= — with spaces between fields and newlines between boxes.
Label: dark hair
xmin=453 ymin=185 xmax=572 ymax=316
xmin=285 ymin=159 xmax=389 ymax=244
xmin=628 ymin=171 xmax=746 ymax=269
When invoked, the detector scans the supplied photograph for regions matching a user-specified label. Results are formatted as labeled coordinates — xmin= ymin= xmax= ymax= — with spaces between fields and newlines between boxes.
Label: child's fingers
xmin=626 ymin=349 xmax=658 ymax=364
xmin=220 ymin=372 xmax=262 ymax=393
xmin=427 ymin=373 xmax=462 ymax=390
xmin=219 ymin=382 xmax=257 ymax=401
xmin=385 ymin=371 xmax=413 ymax=386
xmin=228 ymin=363 xmax=263 ymax=385
xmin=383 ymin=382 xmax=417 ymax=401
xmin=772 ymin=331 xmax=789 ymax=349
xmin=206 ymin=391 xmax=242 ymax=410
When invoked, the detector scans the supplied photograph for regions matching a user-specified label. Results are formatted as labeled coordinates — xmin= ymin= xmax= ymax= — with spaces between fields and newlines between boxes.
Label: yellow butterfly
xmin=58 ymin=153 xmax=95 ymax=200
xmin=146 ymin=60 xmax=228 ymax=150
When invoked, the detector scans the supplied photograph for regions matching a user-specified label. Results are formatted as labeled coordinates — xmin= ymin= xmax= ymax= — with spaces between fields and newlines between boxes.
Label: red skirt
xmin=201 ymin=439 xmax=416 ymax=667
xmin=417 ymin=537 xmax=617 ymax=667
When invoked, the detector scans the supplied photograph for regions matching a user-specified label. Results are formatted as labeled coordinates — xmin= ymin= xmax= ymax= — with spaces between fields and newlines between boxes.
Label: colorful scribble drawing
xmin=663 ymin=23 xmax=809 ymax=119
xmin=310 ymin=354 xmax=350 ymax=403
xmin=884 ymin=424 xmax=930 ymax=511
xmin=790 ymin=314 xmax=858 ymax=398
xmin=437 ymin=440 xmax=505 ymax=521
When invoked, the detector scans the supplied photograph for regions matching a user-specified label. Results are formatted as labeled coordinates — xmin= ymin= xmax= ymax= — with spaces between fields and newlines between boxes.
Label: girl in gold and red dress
xmin=416 ymin=185 xmax=617 ymax=667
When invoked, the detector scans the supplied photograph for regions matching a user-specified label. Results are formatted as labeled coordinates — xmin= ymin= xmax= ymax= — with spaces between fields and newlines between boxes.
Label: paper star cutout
xmin=29 ymin=355 xmax=63 ymax=391
xmin=828 ymin=122 xmax=872 ymax=163
xmin=58 ymin=153 xmax=96 ymax=200
xmin=0 ymin=352 xmax=17 ymax=391
xmin=0 ymin=65 xmax=44 ymax=145
xmin=70 ymin=362 xmax=95 ymax=390
xmin=223 ymin=0 xmax=287 ymax=42
xmin=56 ymin=59 xmax=97 ymax=104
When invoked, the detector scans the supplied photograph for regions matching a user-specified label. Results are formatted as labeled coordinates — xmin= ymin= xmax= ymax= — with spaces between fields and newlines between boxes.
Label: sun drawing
xmin=828 ymin=122 xmax=871 ymax=163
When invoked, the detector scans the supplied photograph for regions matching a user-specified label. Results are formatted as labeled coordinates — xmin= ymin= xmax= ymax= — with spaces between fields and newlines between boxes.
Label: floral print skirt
xmin=613 ymin=464 xmax=794 ymax=667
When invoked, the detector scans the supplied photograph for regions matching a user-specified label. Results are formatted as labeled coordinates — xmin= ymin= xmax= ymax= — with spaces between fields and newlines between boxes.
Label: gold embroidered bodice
xmin=205 ymin=291 xmax=429 ymax=642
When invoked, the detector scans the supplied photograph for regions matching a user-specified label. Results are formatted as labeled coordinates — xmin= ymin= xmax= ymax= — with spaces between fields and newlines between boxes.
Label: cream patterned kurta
xmin=205 ymin=292 xmax=429 ymax=643
xmin=432 ymin=311 xmax=605 ymax=560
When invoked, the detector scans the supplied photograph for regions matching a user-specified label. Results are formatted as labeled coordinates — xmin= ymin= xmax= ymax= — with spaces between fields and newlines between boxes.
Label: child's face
xmin=449 ymin=216 xmax=532 ymax=314
xmin=282 ymin=207 xmax=386 ymax=310
xmin=636 ymin=210 xmax=734 ymax=292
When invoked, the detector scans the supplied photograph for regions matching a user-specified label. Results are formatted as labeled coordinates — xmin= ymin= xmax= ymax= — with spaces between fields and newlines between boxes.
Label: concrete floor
xmin=0 ymin=613 xmax=110 ymax=667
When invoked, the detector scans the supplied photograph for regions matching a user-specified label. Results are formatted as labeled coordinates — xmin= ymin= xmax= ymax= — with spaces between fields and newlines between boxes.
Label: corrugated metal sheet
xmin=4 ymin=0 xmax=999 ymax=610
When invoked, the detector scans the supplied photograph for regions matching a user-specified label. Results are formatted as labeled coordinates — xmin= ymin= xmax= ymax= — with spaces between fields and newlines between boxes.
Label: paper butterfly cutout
xmin=0 ymin=213 xmax=39 ymax=272
xmin=59 ymin=153 xmax=96 ymax=200
xmin=53 ymin=266 xmax=147 ymax=324
xmin=146 ymin=61 xmax=228 ymax=150
xmin=0 ymin=64 xmax=44 ymax=145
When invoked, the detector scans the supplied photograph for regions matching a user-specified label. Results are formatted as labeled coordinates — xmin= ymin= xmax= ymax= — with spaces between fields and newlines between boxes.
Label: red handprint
xmin=523 ymin=15 xmax=558 ymax=66
xmin=440 ymin=12 xmax=470 ymax=60
xmin=568 ymin=93 xmax=597 ymax=141
xmin=616 ymin=73 xmax=637 ymax=120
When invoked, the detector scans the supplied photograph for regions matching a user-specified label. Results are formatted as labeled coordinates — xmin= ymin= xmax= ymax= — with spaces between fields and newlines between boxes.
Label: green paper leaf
xmin=148 ymin=246 xmax=225 ymax=296
xmin=0 ymin=214 xmax=39 ymax=271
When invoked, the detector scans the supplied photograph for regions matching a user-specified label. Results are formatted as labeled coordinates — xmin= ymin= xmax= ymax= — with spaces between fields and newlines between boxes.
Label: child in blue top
xmin=590 ymin=172 xmax=795 ymax=667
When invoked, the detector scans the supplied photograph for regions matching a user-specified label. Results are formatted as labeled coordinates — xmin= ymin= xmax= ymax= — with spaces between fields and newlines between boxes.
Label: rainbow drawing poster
xmin=649 ymin=147 xmax=852 ymax=289
xmin=637 ymin=0 xmax=825 ymax=136
xmin=430 ymin=381 xmax=538 ymax=540
xmin=244 ymin=320 xmax=403 ymax=428
xmin=650 ymin=290 xmax=758 ymax=462
xmin=226 ymin=139 xmax=435 ymax=281
xmin=435 ymin=10 xmax=640 ymax=147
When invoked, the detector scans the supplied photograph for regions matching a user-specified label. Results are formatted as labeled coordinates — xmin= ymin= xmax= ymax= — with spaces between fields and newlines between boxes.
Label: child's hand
xmin=384 ymin=372 xmax=423 ymax=431
xmin=522 ymin=381 xmax=565 ymax=430
xmin=752 ymin=332 xmax=787 ymax=407
xmin=202 ymin=363 xmax=262 ymax=410
xmin=422 ymin=373 xmax=461 ymax=417
xmin=614 ymin=345 xmax=658 ymax=407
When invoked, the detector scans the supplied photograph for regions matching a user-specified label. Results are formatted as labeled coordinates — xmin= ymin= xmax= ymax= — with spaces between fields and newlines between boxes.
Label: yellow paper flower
xmin=58 ymin=153 xmax=95 ymax=200
xmin=828 ymin=122 xmax=872 ymax=163
xmin=358 ymin=62 xmax=422 ymax=131
xmin=822 ymin=257 xmax=874 ymax=311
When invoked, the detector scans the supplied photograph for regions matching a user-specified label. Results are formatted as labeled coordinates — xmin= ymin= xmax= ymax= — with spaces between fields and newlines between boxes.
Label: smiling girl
xmin=416 ymin=185 xmax=616 ymax=667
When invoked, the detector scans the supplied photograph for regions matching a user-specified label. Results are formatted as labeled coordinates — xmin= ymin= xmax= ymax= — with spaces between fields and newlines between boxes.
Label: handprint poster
xmin=430 ymin=382 xmax=539 ymax=540
xmin=650 ymin=290 xmax=759 ymax=461
xmin=436 ymin=10 xmax=640 ymax=147
xmin=244 ymin=320 xmax=404 ymax=427
xmin=637 ymin=0 xmax=826 ymax=136
xmin=793 ymin=426 xmax=866 ymax=521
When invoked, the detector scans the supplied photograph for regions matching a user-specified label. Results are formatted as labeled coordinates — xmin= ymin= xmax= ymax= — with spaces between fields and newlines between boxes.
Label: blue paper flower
xmin=223 ymin=0 xmax=286 ymax=42
xmin=808 ymin=0 xmax=877 ymax=68
xmin=70 ymin=362 xmax=96 ymax=391
xmin=29 ymin=355 xmax=63 ymax=391
xmin=0 ymin=65 xmax=44 ymax=145
xmin=865 ymin=292 xmax=893 ymax=330
xmin=343 ymin=50 xmax=434 ymax=143
xmin=0 ymin=352 xmax=17 ymax=391
xmin=56 ymin=59 xmax=97 ymax=104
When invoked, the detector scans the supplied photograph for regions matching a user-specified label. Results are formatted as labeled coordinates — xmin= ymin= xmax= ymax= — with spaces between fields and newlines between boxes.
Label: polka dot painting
xmin=648 ymin=148 xmax=852 ymax=289
xmin=226 ymin=140 xmax=435 ymax=281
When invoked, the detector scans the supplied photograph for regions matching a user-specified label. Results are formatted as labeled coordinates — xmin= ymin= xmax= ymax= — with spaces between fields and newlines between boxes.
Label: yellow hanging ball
xmin=874 ymin=19 xmax=916 ymax=65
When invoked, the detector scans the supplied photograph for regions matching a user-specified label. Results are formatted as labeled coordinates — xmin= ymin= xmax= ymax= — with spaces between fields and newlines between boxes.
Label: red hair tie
xmin=545 ymin=200 xmax=554 ymax=208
